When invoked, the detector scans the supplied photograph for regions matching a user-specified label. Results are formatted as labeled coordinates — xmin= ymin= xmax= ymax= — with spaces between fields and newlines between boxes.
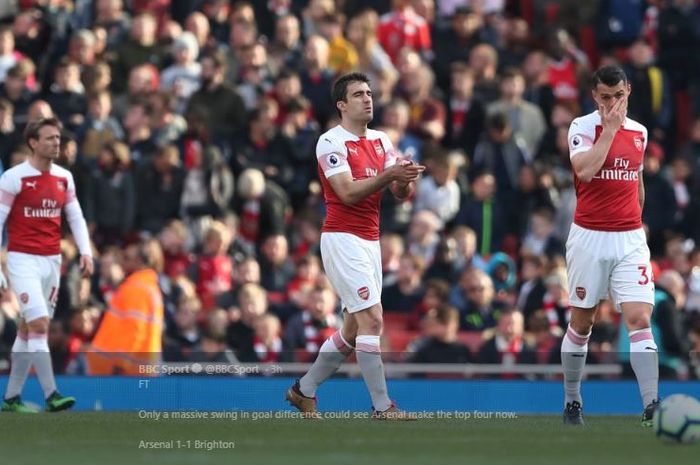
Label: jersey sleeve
xmin=568 ymin=117 xmax=595 ymax=158
xmin=316 ymin=135 xmax=350 ymax=179
xmin=0 ymin=171 xmax=19 ymax=214
xmin=62 ymin=171 xmax=92 ymax=257
xmin=381 ymin=133 xmax=398 ymax=170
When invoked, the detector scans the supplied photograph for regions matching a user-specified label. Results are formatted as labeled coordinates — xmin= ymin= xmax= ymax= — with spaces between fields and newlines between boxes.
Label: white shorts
xmin=320 ymin=232 xmax=382 ymax=313
xmin=566 ymin=223 xmax=654 ymax=310
xmin=7 ymin=252 xmax=61 ymax=322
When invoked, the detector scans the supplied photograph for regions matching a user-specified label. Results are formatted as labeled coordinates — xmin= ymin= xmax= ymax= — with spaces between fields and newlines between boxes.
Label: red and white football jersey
xmin=316 ymin=125 xmax=397 ymax=241
xmin=377 ymin=8 xmax=432 ymax=64
xmin=568 ymin=111 xmax=648 ymax=231
xmin=0 ymin=161 xmax=77 ymax=255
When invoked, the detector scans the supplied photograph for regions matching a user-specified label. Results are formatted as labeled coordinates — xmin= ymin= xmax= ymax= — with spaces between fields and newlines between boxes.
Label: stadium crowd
xmin=0 ymin=0 xmax=700 ymax=379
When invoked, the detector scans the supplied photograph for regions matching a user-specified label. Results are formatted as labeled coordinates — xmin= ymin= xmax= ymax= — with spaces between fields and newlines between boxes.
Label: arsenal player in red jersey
xmin=0 ymin=117 xmax=93 ymax=413
xmin=286 ymin=72 xmax=425 ymax=420
xmin=562 ymin=66 xmax=658 ymax=426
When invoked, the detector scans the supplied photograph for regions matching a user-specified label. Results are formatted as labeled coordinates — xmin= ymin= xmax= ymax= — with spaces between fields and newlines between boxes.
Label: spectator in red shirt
xmin=377 ymin=0 xmax=432 ymax=64
xmin=193 ymin=220 xmax=233 ymax=311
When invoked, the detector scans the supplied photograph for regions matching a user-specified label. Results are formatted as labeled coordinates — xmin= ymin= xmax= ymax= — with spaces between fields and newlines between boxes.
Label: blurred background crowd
xmin=0 ymin=0 xmax=699 ymax=379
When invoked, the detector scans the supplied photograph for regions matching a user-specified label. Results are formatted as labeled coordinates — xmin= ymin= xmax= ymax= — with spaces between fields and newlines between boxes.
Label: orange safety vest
xmin=86 ymin=268 xmax=164 ymax=375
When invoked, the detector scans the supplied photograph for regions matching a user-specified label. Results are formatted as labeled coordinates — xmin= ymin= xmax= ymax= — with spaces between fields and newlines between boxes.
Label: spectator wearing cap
xmin=160 ymin=31 xmax=202 ymax=114
xmin=642 ymin=141 xmax=676 ymax=256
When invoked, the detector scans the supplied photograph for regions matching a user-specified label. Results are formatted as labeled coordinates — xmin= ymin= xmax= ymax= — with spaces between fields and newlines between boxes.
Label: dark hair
xmin=591 ymin=65 xmax=627 ymax=89
xmin=331 ymin=72 xmax=371 ymax=118
xmin=24 ymin=117 xmax=62 ymax=147
xmin=427 ymin=304 xmax=459 ymax=326
xmin=276 ymin=68 xmax=299 ymax=83
xmin=501 ymin=67 xmax=523 ymax=81
xmin=486 ymin=111 xmax=510 ymax=132
xmin=202 ymin=50 xmax=228 ymax=70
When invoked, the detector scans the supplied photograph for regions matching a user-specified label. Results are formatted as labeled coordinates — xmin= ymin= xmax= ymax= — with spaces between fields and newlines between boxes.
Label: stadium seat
xmin=458 ymin=331 xmax=484 ymax=354
xmin=385 ymin=329 xmax=421 ymax=353
xmin=383 ymin=312 xmax=410 ymax=330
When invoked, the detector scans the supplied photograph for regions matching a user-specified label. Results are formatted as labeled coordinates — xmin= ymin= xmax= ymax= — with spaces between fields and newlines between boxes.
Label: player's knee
xmin=625 ymin=314 xmax=651 ymax=331
xmin=356 ymin=307 xmax=383 ymax=335
xmin=26 ymin=316 xmax=50 ymax=334
xmin=569 ymin=309 xmax=594 ymax=334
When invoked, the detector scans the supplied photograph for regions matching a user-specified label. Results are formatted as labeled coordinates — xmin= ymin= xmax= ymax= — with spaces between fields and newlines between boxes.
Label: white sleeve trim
xmin=324 ymin=165 xmax=351 ymax=178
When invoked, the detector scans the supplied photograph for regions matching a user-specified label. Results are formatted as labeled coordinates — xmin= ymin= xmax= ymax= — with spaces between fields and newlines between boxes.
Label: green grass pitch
xmin=0 ymin=412 xmax=697 ymax=465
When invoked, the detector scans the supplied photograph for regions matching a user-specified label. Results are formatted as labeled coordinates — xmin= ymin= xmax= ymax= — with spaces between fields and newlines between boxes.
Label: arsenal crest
xmin=357 ymin=286 xmax=370 ymax=300
xmin=575 ymin=287 xmax=586 ymax=300
xmin=372 ymin=140 xmax=384 ymax=157
xmin=634 ymin=136 xmax=643 ymax=152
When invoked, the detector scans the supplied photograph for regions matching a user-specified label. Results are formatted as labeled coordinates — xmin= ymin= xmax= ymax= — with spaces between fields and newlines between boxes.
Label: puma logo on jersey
xmin=348 ymin=146 xmax=358 ymax=156
xmin=25 ymin=181 xmax=37 ymax=189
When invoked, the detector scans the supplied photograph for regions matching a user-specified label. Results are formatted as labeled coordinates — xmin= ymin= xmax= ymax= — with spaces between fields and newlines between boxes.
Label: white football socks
xmin=4 ymin=335 xmax=31 ymax=400
xmin=355 ymin=335 xmax=392 ymax=412
xmin=629 ymin=328 xmax=659 ymax=407
xmin=299 ymin=331 xmax=354 ymax=397
xmin=561 ymin=325 xmax=590 ymax=406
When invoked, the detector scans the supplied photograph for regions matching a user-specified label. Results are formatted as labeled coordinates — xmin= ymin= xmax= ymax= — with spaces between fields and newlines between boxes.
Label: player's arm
xmin=0 ymin=174 xmax=18 ymax=290
xmin=570 ymin=98 xmax=626 ymax=182
xmin=390 ymin=180 xmax=416 ymax=200
xmin=638 ymin=173 xmax=645 ymax=211
xmin=328 ymin=162 xmax=423 ymax=205
xmin=63 ymin=177 xmax=94 ymax=277
xmin=389 ymin=158 xmax=419 ymax=200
